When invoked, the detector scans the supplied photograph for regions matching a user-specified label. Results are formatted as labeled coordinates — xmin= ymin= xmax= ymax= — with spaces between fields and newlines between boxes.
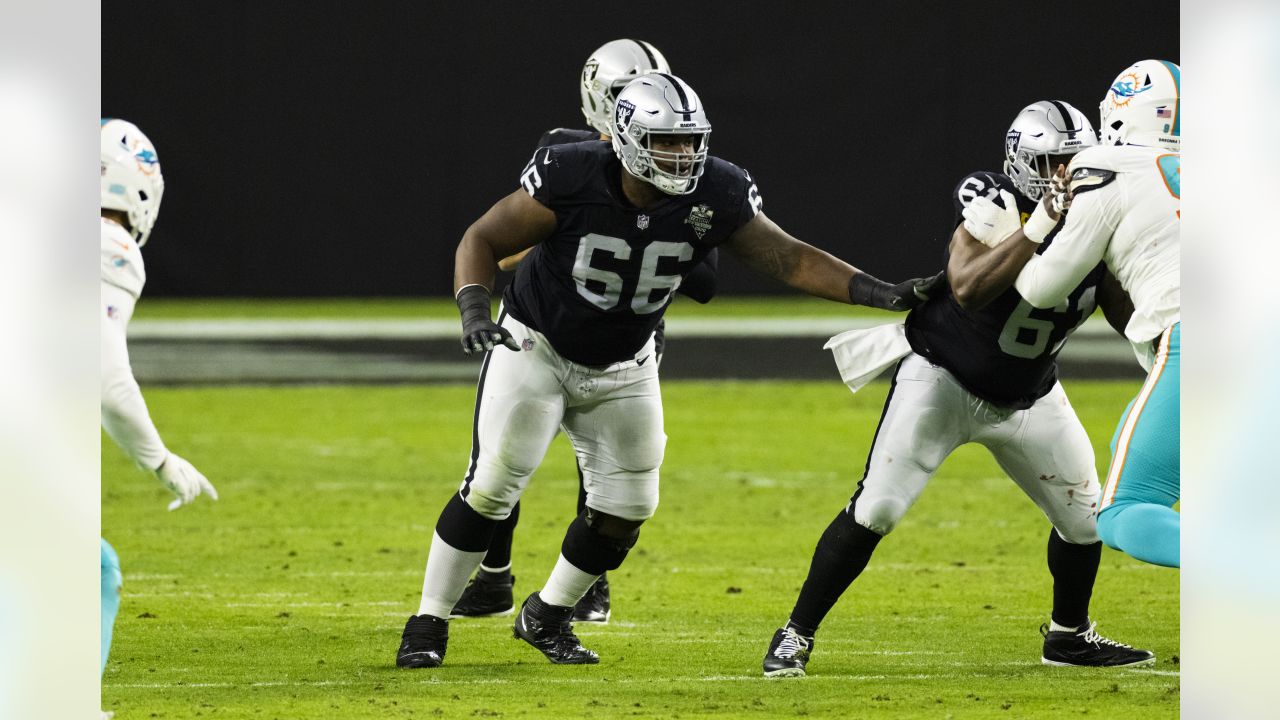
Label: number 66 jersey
xmin=502 ymin=140 xmax=759 ymax=366
xmin=905 ymin=171 xmax=1104 ymax=409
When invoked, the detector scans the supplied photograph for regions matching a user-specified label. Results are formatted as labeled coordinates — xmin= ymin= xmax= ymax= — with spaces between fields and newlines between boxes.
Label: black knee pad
xmin=560 ymin=508 xmax=642 ymax=575
xmin=435 ymin=492 xmax=498 ymax=553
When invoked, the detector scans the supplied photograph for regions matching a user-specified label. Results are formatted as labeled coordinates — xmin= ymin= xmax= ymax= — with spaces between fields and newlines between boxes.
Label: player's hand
xmin=962 ymin=189 xmax=1021 ymax=248
xmin=460 ymin=319 xmax=520 ymax=356
xmin=884 ymin=270 xmax=946 ymax=311
xmin=1043 ymin=164 xmax=1072 ymax=218
xmin=155 ymin=452 xmax=218 ymax=511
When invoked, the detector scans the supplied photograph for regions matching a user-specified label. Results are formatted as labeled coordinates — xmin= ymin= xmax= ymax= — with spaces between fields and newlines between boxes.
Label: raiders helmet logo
xmin=1005 ymin=130 xmax=1021 ymax=157
xmin=615 ymin=99 xmax=636 ymax=131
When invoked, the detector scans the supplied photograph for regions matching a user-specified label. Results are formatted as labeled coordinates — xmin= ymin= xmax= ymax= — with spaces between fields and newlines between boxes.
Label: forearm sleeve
xmin=100 ymin=285 xmax=167 ymax=471
xmin=1013 ymin=189 xmax=1116 ymax=308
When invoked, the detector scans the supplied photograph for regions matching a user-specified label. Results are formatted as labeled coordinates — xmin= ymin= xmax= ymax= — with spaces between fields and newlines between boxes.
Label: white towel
xmin=823 ymin=322 xmax=913 ymax=394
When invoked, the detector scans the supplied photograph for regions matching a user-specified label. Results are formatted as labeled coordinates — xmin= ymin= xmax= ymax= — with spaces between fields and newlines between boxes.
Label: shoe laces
xmin=774 ymin=628 xmax=811 ymax=659
xmin=1078 ymin=621 xmax=1132 ymax=649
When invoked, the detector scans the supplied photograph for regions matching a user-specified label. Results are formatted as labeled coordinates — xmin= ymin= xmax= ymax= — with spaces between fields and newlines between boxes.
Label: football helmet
xmin=1099 ymin=59 xmax=1180 ymax=151
xmin=100 ymin=118 xmax=164 ymax=246
xmin=1003 ymin=100 xmax=1098 ymax=201
xmin=611 ymin=73 xmax=711 ymax=195
xmin=580 ymin=39 xmax=670 ymax=138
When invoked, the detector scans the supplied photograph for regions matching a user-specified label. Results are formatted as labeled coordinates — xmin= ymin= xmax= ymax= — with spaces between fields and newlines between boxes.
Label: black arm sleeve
xmin=676 ymin=248 xmax=719 ymax=304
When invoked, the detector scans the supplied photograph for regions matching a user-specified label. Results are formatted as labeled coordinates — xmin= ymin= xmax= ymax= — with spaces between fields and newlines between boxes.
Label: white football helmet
xmin=1003 ymin=100 xmax=1098 ymax=201
xmin=1099 ymin=59 xmax=1180 ymax=151
xmin=611 ymin=73 xmax=711 ymax=195
xmin=101 ymin=118 xmax=164 ymax=246
xmin=580 ymin=39 xmax=670 ymax=138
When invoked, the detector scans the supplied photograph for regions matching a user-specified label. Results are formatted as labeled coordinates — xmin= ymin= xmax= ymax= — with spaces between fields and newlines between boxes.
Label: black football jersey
xmin=904 ymin=171 xmax=1103 ymax=409
xmin=503 ymin=141 xmax=760 ymax=365
xmin=537 ymin=127 xmax=599 ymax=148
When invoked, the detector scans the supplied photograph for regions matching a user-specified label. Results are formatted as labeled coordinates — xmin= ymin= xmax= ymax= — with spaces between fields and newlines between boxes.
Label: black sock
xmin=787 ymin=509 xmax=883 ymax=636
xmin=1047 ymin=528 xmax=1101 ymax=628
xmin=434 ymin=492 xmax=498 ymax=553
xmin=481 ymin=501 xmax=519 ymax=570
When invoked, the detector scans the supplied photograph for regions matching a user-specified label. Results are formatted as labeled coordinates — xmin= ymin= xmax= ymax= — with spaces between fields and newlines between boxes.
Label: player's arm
xmin=723 ymin=212 xmax=941 ymax=310
xmin=497 ymin=247 xmax=533 ymax=272
xmin=1095 ymin=267 xmax=1134 ymax=337
xmin=1012 ymin=185 xmax=1118 ymax=308
xmin=676 ymin=248 xmax=718 ymax=304
xmin=101 ymin=284 xmax=216 ymax=510
xmin=453 ymin=189 xmax=557 ymax=354
xmin=945 ymin=223 xmax=1039 ymax=311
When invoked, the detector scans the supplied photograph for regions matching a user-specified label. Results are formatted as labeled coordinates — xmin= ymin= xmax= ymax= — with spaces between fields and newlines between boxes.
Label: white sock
xmin=417 ymin=531 xmax=487 ymax=618
xmin=539 ymin=553 xmax=600 ymax=607
xmin=1049 ymin=619 xmax=1082 ymax=633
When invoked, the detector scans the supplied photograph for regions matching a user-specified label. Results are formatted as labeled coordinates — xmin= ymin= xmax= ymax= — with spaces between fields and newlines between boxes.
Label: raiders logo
xmin=615 ymin=99 xmax=636 ymax=131
xmin=1005 ymin=130 xmax=1021 ymax=158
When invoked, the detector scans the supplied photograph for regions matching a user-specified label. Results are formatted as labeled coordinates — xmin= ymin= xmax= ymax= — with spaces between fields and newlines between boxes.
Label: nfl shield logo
xmin=521 ymin=338 xmax=535 ymax=351
xmin=637 ymin=214 xmax=650 ymax=230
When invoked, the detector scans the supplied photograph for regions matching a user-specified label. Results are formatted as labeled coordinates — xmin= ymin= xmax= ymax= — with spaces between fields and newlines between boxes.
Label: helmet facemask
xmin=624 ymin=126 xmax=709 ymax=195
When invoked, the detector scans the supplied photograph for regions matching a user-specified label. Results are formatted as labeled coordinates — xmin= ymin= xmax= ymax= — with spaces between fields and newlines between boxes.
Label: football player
xmin=450 ymin=39 xmax=718 ymax=626
xmin=100 ymin=119 xmax=218 ymax=689
xmin=761 ymin=100 xmax=1154 ymax=678
xmin=964 ymin=61 xmax=1181 ymax=569
xmin=397 ymin=72 xmax=941 ymax=668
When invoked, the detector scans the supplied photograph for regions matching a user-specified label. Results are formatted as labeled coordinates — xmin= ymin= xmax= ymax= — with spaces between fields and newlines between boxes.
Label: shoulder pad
xmin=1068 ymin=167 xmax=1117 ymax=195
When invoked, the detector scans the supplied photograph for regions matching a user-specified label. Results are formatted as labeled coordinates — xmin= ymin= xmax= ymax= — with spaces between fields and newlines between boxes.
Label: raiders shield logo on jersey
xmin=685 ymin=204 xmax=713 ymax=239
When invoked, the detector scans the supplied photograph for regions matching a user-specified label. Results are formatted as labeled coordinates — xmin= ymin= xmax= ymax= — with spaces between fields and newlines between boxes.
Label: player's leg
xmin=571 ymin=460 xmax=612 ymax=623
xmin=765 ymin=355 xmax=967 ymax=677
xmin=987 ymin=383 xmax=1153 ymax=666
xmin=1098 ymin=324 xmax=1180 ymax=568
xmin=515 ymin=352 xmax=664 ymax=664
xmin=399 ymin=313 xmax=565 ymax=668
xmin=450 ymin=501 xmax=519 ymax=618
xmin=101 ymin=538 xmax=122 ymax=676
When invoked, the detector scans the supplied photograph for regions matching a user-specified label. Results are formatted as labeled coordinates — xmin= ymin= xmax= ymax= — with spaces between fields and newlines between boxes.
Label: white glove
xmin=155 ymin=452 xmax=218 ymax=511
xmin=1047 ymin=170 xmax=1072 ymax=215
xmin=961 ymin=189 xmax=1021 ymax=248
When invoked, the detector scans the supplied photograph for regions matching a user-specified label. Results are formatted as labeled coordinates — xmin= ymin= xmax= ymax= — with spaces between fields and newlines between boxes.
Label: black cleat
xmin=396 ymin=614 xmax=449 ymax=668
xmin=513 ymin=592 xmax=599 ymax=664
xmin=572 ymin=573 xmax=611 ymax=624
xmin=763 ymin=627 xmax=814 ymax=678
xmin=450 ymin=572 xmax=515 ymax=618
xmin=1040 ymin=620 xmax=1156 ymax=667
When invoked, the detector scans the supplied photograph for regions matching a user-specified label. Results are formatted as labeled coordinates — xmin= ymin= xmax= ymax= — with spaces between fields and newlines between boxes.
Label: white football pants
xmin=459 ymin=310 xmax=666 ymax=522
xmin=850 ymin=353 xmax=1101 ymax=544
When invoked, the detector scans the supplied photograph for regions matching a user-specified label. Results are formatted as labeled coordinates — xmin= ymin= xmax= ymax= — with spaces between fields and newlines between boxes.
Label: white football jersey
xmin=101 ymin=217 xmax=146 ymax=299
xmin=1014 ymin=144 xmax=1180 ymax=368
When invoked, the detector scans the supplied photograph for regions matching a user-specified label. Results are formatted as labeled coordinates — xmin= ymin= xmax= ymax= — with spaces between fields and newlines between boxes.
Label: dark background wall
xmin=102 ymin=1 xmax=1177 ymax=298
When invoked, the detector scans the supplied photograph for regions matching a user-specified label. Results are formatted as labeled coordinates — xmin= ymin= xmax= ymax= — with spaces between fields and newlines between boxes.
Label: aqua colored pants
xmin=1098 ymin=323 xmax=1180 ymax=568
xmin=101 ymin=538 xmax=122 ymax=675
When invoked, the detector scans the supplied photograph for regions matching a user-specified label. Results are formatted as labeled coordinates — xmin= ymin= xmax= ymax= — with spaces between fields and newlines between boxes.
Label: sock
xmin=100 ymin=539 xmax=122 ymax=676
xmin=417 ymin=494 xmax=499 ymax=618
xmin=1097 ymin=502 xmax=1180 ymax=568
xmin=417 ymin=531 xmax=487 ymax=618
xmin=481 ymin=501 xmax=519 ymax=570
xmin=477 ymin=564 xmax=511 ymax=581
xmin=1047 ymin=528 xmax=1101 ymax=629
xmin=540 ymin=553 xmax=600 ymax=607
xmin=1049 ymin=619 xmax=1082 ymax=633
xmin=787 ymin=509 xmax=882 ymax=635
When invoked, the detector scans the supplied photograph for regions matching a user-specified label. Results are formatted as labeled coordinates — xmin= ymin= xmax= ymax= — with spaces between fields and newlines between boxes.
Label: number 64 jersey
xmin=904 ymin=171 xmax=1104 ymax=409
xmin=502 ymin=140 xmax=760 ymax=366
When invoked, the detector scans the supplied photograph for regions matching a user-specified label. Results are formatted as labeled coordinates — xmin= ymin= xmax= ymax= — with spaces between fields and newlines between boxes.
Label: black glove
xmin=848 ymin=270 xmax=947 ymax=312
xmin=456 ymin=285 xmax=520 ymax=355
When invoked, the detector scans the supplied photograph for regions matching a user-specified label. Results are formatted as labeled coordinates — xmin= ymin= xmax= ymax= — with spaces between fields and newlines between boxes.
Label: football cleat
xmin=763 ymin=627 xmax=814 ymax=678
xmin=513 ymin=592 xmax=599 ymax=664
xmin=572 ymin=573 xmax=611 ymax=624
xmin=396 ymin=614 xmax=449 ymax=668
xmin=1040 ymin=620 xmax=1155 ymax=667
xmin=450 ymin=572 xmax=515 ymax=618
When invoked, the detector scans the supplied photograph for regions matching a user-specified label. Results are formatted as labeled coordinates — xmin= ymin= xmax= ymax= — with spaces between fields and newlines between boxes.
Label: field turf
xmin=102 ymin=379 xmax=1178 ymax=718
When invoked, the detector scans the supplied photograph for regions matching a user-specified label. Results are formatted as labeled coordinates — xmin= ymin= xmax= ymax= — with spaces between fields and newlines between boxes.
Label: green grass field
xmin=102 ymin=380 xmax=1178 ymax=719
